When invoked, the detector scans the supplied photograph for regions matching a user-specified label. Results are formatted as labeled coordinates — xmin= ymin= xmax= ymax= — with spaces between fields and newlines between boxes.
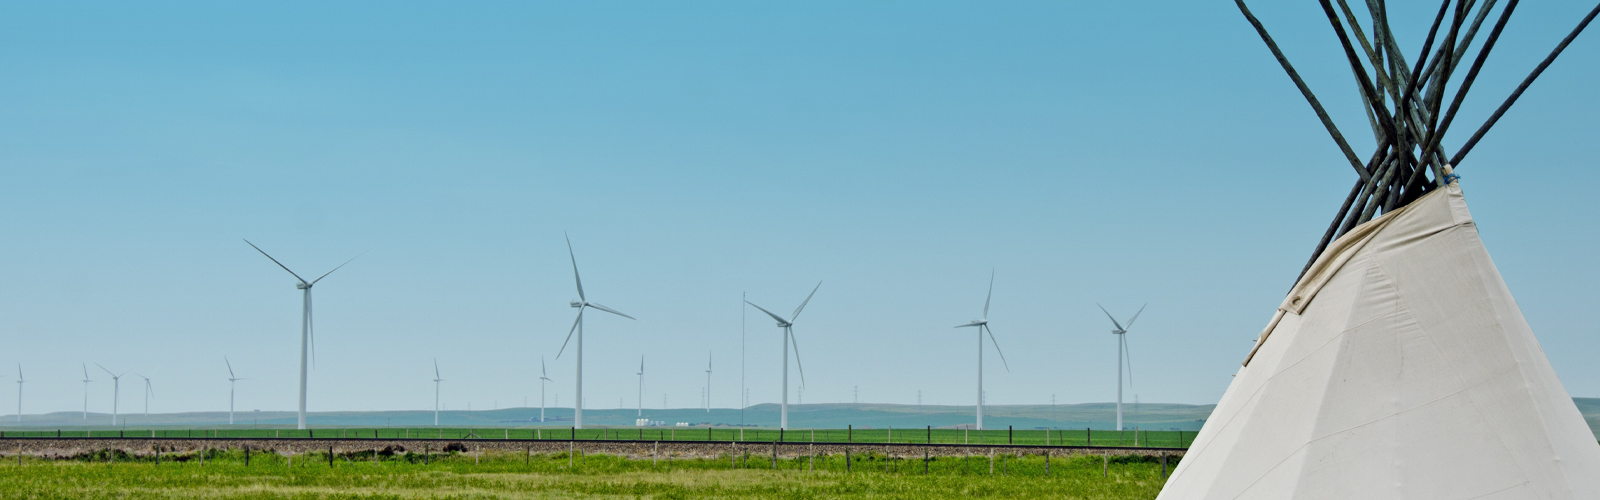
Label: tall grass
xmin=0 ymin=448 xmax=1173 ymax=499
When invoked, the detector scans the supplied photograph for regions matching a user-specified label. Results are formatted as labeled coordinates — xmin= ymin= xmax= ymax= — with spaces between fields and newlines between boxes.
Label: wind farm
xmin=5 ymin=1 xmax=1600 ymax=499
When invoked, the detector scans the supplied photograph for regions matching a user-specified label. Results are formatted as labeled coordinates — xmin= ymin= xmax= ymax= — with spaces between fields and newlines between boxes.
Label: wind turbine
xmin=555 ymin=234 xmax=635 ymax=429
xmin=225 ymin=357 xmax=246 ymax=425
xmin=954 ymin=271 xmax=1009 ymax=430
xmin=1098 ymin=303 xmax=1145 ymax=431
xmin=14 ymin=365 xmax=23 ymax=424
xmin=96 ymin=364 xmax=126 ymax=426
xmin=433 ymin=359 xmax=445 ymax=426
xmin=136 ymin=374 xmax=154 ymax=419
xmin=80 ymin=364 xmax=92 ymax=420
xmin=539 ymin=357 xmax=552 ymax=423
xmin=704 ymin=352 xmax=712 ymax=413
xmin=635 ymin=356 xmax=644 ymax=417
xmin=244 ymin=239 xmax=361 ymax=430
xmin=744 ymin=281 xmax=820 ymax=430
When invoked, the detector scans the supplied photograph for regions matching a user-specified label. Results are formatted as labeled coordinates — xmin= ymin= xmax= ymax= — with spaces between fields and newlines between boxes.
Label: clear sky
xmin=2 ymin=1 xmax=1597 ymax=418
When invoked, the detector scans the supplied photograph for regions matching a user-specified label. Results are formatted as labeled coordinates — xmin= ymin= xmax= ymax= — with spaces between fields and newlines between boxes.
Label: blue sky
xmin=1 ymin=1 xmax=1597 ymax=417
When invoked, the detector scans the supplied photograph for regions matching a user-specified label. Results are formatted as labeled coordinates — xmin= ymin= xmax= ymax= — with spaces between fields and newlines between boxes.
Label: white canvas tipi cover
xmin=1158 ymin=182 xmax=1600 ymax=499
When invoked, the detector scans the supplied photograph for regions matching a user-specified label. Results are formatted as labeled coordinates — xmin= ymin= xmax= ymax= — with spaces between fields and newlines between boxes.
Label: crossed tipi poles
xmin=1235 ymin=0 xmax=1599 ymax=279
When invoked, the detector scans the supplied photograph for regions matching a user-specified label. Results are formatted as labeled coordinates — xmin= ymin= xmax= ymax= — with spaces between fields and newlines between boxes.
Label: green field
xmin=0 ymin=447 xmax=1174 ymax=499
xmin=0 ymin=426 xmax=1193 ymax=448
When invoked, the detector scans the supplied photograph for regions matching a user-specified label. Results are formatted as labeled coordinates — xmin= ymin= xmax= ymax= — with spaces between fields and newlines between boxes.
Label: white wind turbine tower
xmin=80 ymin=364 xmax=92 ymax=421
xmin=136 ymin=374 xmax=154 ymax=419
xmin=539 ymin=357 xmax=552 ymax=423
xmin=244 ymin=239 xmax=362 ymax=430
xmin=96 ymin=364 xmax=126 ymax=426
xmin=744 ymin=281 xmax=820 ymax=430
xmin=14 ymin=365 xmax=23 ymax=424
xmin=704 ymin=352 xmax=712 ymax=413
xmin=555 ymin=234 xmax=635 ymax=430
xmin=432 ymin=359 xmax=445 ymax=426
xmin=225 ymin=357 xmax=246 ymax=425
xmin=1097 ymin=303 xmax=1144 ymax=431
xmin=954 ymin=271 xmax=1010 ymax=430
xmin=635 ymin=356 xmax=644 ymax=417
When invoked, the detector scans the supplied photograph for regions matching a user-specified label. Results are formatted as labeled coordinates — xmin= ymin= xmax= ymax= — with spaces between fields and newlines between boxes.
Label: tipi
xmin=1160 ymin=2 xmax=1600 ymax=499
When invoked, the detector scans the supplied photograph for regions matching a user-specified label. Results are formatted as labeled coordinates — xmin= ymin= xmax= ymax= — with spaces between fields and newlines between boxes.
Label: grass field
xmin=0 ymin=426 xmax=1193 ymax=448
xmin=0 ymin=448 xmax=1174 ymax=499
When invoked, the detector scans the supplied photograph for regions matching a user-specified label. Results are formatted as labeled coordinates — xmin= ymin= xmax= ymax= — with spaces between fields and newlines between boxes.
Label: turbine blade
xmin=225 ymin=357 xmax=236 ymax=379
xmin=789 ymin=327 xmax=807 ymax=388
xmin=985 ymin=324 xmax=1011 ymax=372
xmin=308 ymin=292 xmax=317 ymax=368
xmin=97 ymin=364 xmax=114 ymax=377
xmin=1124 ymin=303 xmax=1148 ymax=330
xmin=790 ymin=281 xmax=822 ymax=322
xmin=243 ymin=239 xmax=307 ymax=284
xmin=744 ymin=301 xmax=789 ymax=325
xmin=585 ymin=302 xmax=635 ymax=320
xmin=555 ymin=310 xmax=583 ymax=360
xmin=565 ymin=233 xmax=585 ymax=302
xmin=83 ymin=363 xmax=90 ymax=381
xmin=434 ymin=358 xmax=441 ymax=380
xmin=1097 ymin=304 xmax=1125 ymax=331
xmin=310 ymin=250 xmax=366 ymax=285
xmin=1123 ymin=333 xmax=1135 ymax=387
xmin=542 ymin=356 xmax=548 ymax=378
xmin=953 ymin=321 xmax=983 ymax=329
xmin=983 ymin=269 xmax=994 ymax=319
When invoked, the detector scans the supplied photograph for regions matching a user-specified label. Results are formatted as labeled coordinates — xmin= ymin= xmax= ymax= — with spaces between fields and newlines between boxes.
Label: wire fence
xmin=0 ymin=426 xmax=1193 ymax=448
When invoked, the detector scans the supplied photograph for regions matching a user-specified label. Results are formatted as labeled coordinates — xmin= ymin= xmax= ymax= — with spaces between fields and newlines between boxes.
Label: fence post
xmin=1087 ymin=427 xmax=1091 ymax=446
xmin=845 ymin=448 xmax=851 ymax=473
xmin=1162 ymin=452 xmax=1168 ymax=478
xmin=1045 ymin=450 xmax=1050 ymax=475
xmin=926 ymin=426 xmax=931 ymax=444
xmin=1009 ymin=426 xmax=1013 ymax=444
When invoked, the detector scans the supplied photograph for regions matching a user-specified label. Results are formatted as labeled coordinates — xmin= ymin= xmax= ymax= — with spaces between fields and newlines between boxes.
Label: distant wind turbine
xmin=954 ymin=271 xmax=1009 ymax=430
xmin=745 ymin=281 xmax=821 ymax=430
xmin=1098 ymin=303 xmax=1145 ymax=431
xmin=244 ymin=239 xmax=362 ymax=430
xmin=225 ymin=357 xmax=246 ymax=425
xmin=96 ymin=364 xmax=126 ymax=426
xmin=635 ymin=356 xmax=644 ymax=417
xmin=539 ymin=357 xmax=552 ymax=423
xmin=555 ymin=234 xmax=635 ymax=429
xmin=433 ymin=359 xmax=445 ymax=426
xmin=14 ymin=365 xmax=23 ymax=424
xmin=80 ymin=364 xmax=92 ymax=420
xmin=136 ymin=374 xmax=154 ymax=418
xmin=704 ymin=352 xmax=712 ymax=413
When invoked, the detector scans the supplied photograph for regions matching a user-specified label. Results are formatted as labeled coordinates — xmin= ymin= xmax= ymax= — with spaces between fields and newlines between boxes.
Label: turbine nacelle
xmin=570 ymin=300 xmax=584 ymax=308
xmin=1112 ymin=329 xmax=1126 ymax=335
xmin=295 ymin=283 xmax=309 ymax=290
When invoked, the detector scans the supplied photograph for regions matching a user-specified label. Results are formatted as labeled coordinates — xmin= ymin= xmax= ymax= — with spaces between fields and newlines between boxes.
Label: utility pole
xmin=740 ymin=292 xmax=746 ymax=426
